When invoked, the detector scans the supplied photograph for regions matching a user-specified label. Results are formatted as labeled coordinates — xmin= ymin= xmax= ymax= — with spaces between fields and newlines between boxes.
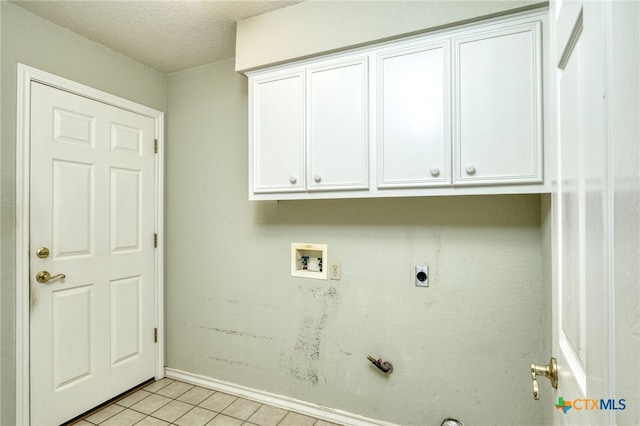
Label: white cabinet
xmin=377 ymin=40 xmax=451 ymax=188
xmin=249 ymin=58 xmax=368 ymax=195
xmin=250 ymin=70 xmax=305 ymax=193
xmin=248 ymin=10 xmax=548 ymax=200
xmin=453 ymin=21 xmax=543 ymax=185
xmin=307 ymin=58 xmax=369 ymax=191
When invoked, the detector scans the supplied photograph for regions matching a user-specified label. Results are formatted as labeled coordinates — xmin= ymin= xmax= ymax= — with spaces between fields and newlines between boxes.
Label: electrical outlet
xmin=329 ymin=261 xmax=341 ymax=280
xmin=415 ymin=265 xmax=429 ymax=287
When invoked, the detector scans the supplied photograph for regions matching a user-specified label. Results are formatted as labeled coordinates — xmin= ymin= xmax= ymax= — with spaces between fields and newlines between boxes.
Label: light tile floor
xmin=71 ymin=378 xmax=340 ymax=426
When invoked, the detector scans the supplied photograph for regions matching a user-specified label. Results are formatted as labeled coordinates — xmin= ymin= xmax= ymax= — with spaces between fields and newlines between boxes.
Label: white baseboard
xmin=164 ymin=368 xmax=399 ymax=426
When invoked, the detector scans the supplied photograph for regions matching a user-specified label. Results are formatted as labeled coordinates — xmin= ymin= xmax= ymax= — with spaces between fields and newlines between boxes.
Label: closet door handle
xmin=36 ymin=271 xmax=66 ymax=284
xmin=530 ymin=357 xmax=558 ymax=400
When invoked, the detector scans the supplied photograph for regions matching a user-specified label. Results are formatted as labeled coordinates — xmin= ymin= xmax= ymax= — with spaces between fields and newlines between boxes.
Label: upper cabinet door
xmin=307 ymin=58 xmax=369 ymax=191
xmin=251 ymin=70 xmax=305 ymax=193
xmin=453 ymin=21 xmax=543 ymax=185
xmin=377 ymin=40 xmax=451 ymax=188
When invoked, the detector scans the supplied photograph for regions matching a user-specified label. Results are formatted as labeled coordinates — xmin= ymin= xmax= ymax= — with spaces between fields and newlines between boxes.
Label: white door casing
xmin=16 ymin=65 xmax=165 ymax=425
xmin=551 ymin=1 xmax=614 ymax=424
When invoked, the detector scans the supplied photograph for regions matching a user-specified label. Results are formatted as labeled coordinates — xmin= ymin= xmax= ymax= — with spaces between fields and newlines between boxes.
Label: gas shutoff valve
xmin=367 ymin=355 xmax=393 ymax=374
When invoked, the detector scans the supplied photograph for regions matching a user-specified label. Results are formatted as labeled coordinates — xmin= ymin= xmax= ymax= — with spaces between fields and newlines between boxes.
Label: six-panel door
xmin=29 ymin=82 xmax=156 ymax=425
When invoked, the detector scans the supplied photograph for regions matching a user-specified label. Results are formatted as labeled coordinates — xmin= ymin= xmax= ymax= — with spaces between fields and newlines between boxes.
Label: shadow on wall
xmin=252 ymin=193 xmax=542 ymax=229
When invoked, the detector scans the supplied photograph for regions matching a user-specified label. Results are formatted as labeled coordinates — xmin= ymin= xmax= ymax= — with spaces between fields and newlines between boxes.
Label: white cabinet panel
xmin=251 ymin=71 xmax=305 ymax=193
xmin=307 ymin=58 xmax=369 ymax=191
xmin=377 ymin=41 xmax=450 ymax=188
xmin=453 ymin=21 xmax=543 ymax=185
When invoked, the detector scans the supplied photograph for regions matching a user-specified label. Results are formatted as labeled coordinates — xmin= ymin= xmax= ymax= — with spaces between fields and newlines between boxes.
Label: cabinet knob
xmin=430 ymin=166 xmax=440 ymax=177
xmin=465 ymin=164 xmax=476 ymax=175
xmin=289 ymin=176 xmax=297 ymax=184
xmin=313 ymin=174 xmax=322 ymax=183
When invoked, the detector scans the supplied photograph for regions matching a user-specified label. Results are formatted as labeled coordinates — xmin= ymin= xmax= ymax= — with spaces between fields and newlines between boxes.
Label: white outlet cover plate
xmin=415 ymin=265 xmax=429 ymax=287
xmin=329 ymin=261 xmax=341 ymax=280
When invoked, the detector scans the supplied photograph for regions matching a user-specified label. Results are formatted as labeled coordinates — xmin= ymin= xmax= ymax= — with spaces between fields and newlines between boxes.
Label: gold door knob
xmin=36 ymin=271 xmax=66 ymax=284
xmin=531 ymin=357 xmax=558 ymax=400
xmin=36 ymin=247 xmax=50 ymax=259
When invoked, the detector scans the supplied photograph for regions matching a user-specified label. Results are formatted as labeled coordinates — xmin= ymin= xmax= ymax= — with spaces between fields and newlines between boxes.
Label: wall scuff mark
xmin=189 ymin=322 xmax=281 ymax=342
xmin=285 ymin=286 xmax=339 ymax=386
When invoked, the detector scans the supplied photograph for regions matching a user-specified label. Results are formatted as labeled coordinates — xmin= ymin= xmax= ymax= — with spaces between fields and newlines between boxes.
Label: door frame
xmin=15 ymin=64 xmax=165 ymax=425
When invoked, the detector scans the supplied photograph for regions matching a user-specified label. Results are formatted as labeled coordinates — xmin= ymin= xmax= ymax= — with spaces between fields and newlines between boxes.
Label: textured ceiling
xmin=10 ymin=0 xmax=302 ymax=74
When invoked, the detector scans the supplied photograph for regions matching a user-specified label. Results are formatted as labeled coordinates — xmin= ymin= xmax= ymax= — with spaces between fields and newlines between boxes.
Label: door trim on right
xmin=15 ymin=64 xmax=165 ymax=425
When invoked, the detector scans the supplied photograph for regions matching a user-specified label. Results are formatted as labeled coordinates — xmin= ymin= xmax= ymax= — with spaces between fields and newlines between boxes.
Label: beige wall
xmin=166 ymin=58 xmax=551 ymax=425
xmin=0 ymin=3 xmax=166 ymax=423
xmin=236 ymin=0 xmax=547 ymax=71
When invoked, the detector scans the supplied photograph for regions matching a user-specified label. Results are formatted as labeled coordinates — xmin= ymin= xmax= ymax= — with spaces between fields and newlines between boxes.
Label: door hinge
xmin=154 ymin=327 xmax=158 ymax=343
xmin=154 ymin=233 xmax=158 ymax=248
xmin=154 ymin=139 xmax=158 ymax=154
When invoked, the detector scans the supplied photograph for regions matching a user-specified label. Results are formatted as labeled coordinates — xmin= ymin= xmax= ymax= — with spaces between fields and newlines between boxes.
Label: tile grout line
xmin=73 ymin=379 xmax=155 ymax=425
xmin=95 ymin=378 xmax=175 ymax=425
xmin=131 ymin=381 xmax=237 ymax=426
xmin=133 ymin=381 xmax=197 ymax=424
xmin=86 ymin=379 xmax=336 ymax=426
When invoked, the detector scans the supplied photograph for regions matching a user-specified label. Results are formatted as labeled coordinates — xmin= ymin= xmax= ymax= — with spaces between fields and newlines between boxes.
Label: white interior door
xmin=551 ymin=1 xmax=614 ymax=424
xmin=29 ymin=82 xmax=157 ymax=425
